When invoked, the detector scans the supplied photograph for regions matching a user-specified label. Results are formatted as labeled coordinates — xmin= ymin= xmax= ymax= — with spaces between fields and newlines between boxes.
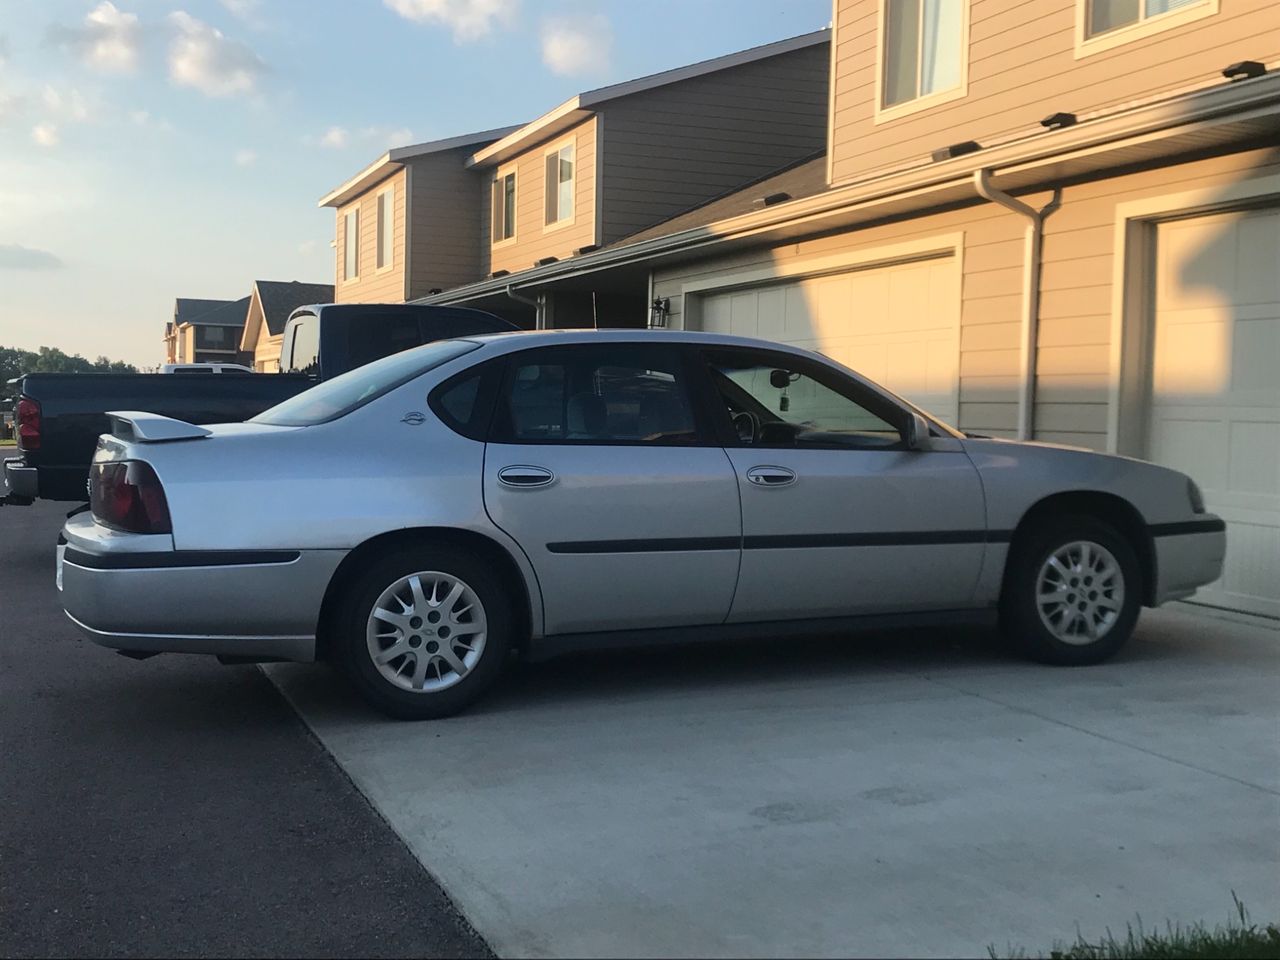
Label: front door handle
xmin=745 ymin=465 xmax=797 ymax=487
xmin=497 ymin=465 xmax=556 ymax=488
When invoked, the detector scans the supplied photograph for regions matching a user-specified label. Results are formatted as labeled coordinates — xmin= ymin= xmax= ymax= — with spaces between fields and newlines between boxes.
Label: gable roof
xmin=466 ymin=29 xmax=829 ymax=169
xmin=174 ymin=297 xmax=233 ymax=325
xmin=318 ymin=125 xmax=523 ymax=208
xmin=254 ymin=280 xmax=335 ymax=336
xmin=181 ymin=296 xmax=250 ymax=328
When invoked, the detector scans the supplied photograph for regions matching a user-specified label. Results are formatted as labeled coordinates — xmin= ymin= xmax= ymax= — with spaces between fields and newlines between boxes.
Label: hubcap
xmin=1036 ymin=540 xmax=1124 ymax=645
xmin=366 ymin=571 xmax=487 ymax=693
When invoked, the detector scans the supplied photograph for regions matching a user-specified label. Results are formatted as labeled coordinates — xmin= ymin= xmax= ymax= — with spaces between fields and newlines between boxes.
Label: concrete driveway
xmin=266 ymin=607 xmax=1280 ymax=958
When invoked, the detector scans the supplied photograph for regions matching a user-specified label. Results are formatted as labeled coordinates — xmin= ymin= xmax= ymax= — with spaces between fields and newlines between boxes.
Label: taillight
xmin=16 ymin=397 xmax=40 ymax=451
xmin=89 ymin=461 xmax=172 ymax=534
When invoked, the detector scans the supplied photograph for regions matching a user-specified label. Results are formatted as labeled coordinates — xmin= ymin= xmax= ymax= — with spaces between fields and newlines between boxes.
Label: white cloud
xmin=129 ymin=108 xmax=149 ymax=125
xmin=319 ymin=125 xmax=348 ymax=148
xmin=49 ymin=1 xmax=142 ymax=74
xmin=297 ymin=239 xmax=318 ymax=256
xmin=31 ymin=123 xmax=59 ymax=147
xmin=385 ymin=126 xmax=413 ymax=146
xmin=166 ymin=11 xmax=267 ymax=98
xmin=383 ymin=0 xmax=518 ymax=42
xmin=0 ymin=243 xmax=64 ymax=270
xmin=356 ymin=124 xmax=413 ymax=148
xmin=42 ymin=86 xmax=90 ymax=123
xmin=233 ymin=148 xmax=256 ymax=167
xmin=540 ymin=15 xmax=611 ymax=77
xmin=220 ymin=0 xmax=261 ymax=23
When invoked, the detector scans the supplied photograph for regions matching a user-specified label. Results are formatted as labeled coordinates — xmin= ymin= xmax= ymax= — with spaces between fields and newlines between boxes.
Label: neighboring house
xmin=320 ymin=127 xmax=521 ymax=305
xmin=415 ymin=0 xmax=1279 ymax=621
xmin=164 ymin=297 xmax=252 ymax=365
xmin=239 ymin=280 xmax=335 ymax=372
xmin=319 ymin=30 xmax=831 ymax=324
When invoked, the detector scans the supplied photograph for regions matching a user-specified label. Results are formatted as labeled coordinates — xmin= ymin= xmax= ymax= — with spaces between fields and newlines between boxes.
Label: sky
xmin=0 ymin=0 xmax=830 ymax=367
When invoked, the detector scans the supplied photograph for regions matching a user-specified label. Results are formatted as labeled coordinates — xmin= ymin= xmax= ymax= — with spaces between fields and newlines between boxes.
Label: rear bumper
xmin=2 ymin=457 xmax=37 ymax=501
xmin=59 ymin=514 xmax=344 ymax=662
xmin=1151 ymin=516 xmax=1227 ymax=605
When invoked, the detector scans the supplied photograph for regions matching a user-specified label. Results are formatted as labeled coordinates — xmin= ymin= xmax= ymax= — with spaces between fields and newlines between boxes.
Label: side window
xmin=493 ymin=346 xmax=699 ymax=445
xmin=286 ymin=319 xmax=320 ymax=376
xmin=703 ymin=349 xmax=905 ymax=450
xmin=429 ymin=361 xmax=503 ymax=441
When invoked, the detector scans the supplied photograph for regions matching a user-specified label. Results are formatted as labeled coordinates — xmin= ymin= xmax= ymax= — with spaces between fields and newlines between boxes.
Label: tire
xmin=1000 ymin=514 xmax=1142 ymax=666
xmin=334 ymin=543 xmax=512 ymax=720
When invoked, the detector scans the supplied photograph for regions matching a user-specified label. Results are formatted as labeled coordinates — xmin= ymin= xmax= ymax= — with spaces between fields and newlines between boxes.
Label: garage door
xmin=1150 ymin=206 xmax=1280 ymax=619
xmin=692 ymin=254 xmax=961 ymax=424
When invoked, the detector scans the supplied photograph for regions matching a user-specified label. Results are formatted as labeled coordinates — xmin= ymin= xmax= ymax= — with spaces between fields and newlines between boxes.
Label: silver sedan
xmin=59 ymin=330 xmax=1226 ymax=719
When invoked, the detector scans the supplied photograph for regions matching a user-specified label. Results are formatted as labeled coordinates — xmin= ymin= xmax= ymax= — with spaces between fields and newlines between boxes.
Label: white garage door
xmin=1150 ymin=206 xmax=1280 ymax=619
xmin=692 ymin=254 xmax=961 ymax=424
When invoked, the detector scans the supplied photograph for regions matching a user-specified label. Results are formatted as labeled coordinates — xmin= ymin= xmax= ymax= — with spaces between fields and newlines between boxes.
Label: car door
xmin=696 ymin=345 xmax=987 ymax=622
xmin=482 ymin=342 xmax=742 ymax=636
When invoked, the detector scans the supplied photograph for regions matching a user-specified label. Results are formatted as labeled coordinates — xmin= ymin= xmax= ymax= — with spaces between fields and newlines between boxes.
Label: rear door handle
xmin=745 ymin=465 xmax=797 ymax=487
xmin=497 ymin=465 xmax=556 ymax=488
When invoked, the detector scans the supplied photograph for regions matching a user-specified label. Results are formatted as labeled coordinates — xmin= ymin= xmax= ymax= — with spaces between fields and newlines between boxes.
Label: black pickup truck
xmin=3 ymin=303 xmax=516 ymax=505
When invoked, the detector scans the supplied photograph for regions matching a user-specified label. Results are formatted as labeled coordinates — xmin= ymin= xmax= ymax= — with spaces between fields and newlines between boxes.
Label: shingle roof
xmin=182 ymin=296 xmax=251 ymax=328
xmin=174 ymin=297 xmax=234 ymax=325
xmin=609 ymin=152 xmax=831 ymax=248
xmin=255 ymin=281 xmax=335 ymax=335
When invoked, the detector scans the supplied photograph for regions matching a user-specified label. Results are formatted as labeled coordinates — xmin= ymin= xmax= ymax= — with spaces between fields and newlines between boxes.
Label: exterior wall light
xmin=931 ymin=140 xmax=982 ymax=163
xmin=1223 ymin=61 xmax=1266 ymax=81
xmin=1041 ymin=112 xmax=1077 ymax=130
xmin=649 ymin=297 xmax=670 ymax=329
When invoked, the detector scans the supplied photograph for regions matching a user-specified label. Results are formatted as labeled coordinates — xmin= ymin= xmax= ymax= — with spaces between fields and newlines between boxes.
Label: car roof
xmin=461 ymin=328 xmax=823 ymax=356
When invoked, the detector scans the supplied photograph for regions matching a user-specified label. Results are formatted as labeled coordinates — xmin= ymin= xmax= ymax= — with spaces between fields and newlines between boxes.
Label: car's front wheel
xmin=1001 ymin=515 xmax=1142 ymax=665
xmin=335 ymin=544 xmax=511 ymax=720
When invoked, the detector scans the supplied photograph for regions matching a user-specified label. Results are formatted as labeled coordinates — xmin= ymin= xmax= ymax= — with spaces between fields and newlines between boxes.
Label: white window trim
xmin=1075 ymin=0 xmax=1219 ymax=59
xmin=873 ymin=0 xmax=970 ymax=126
xmin=491 ymin=165 xmax=518 ymax=249
xmin=342 ymin=207 xmax=360 ymax=283
xmin=1105 ymin=173 xmax=1280 ymax=455
xmin=375 ymin=183 xmax=395 ymax=275
xmin=543 ymin=136 xmax=578 ymax=234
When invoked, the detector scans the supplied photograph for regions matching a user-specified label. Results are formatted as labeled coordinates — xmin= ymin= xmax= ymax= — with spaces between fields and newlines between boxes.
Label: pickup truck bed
xmin=4 ymin=373 xmax=309 ymax=502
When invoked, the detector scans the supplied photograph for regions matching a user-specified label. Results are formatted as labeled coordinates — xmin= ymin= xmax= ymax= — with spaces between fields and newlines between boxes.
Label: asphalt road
xmin=0 ymin=499 xmax=492 ymax=959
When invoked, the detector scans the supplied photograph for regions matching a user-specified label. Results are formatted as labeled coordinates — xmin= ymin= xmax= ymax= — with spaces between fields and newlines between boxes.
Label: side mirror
xmin=905 ymin=412 xmax=933 ymax=451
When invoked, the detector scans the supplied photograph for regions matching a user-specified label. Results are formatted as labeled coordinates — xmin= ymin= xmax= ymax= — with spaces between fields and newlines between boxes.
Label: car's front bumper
xmin=1151 ymin=516 xmax=1227 ymax=605
xmin=59 ymin=513 xmax=345 ymax=662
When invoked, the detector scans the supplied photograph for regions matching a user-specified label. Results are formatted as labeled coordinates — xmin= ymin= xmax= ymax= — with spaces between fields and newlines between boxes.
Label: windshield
xmin=252 ymin=339 xmax=480 ymax=427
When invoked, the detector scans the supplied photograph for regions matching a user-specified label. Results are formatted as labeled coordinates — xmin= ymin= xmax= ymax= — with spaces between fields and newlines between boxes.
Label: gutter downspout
xmin=505 ymin=284 xmax=545 ymax=329
xmin=973 ymin=168 xmax=1055 ymax=442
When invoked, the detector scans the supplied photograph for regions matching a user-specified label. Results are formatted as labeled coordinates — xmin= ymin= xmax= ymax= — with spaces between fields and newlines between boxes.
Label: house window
xmin=544 ymin=142 xmax=575 ymax=226
xmin=492 ymin=170 xmax=516 ymax=244
xmin=376 ymin=186 xmax=393 ymax=270
xmin=881 ymin=0 xmax=965 ymax=110
xmin=1085 ymin=0 xmax=1207 ymax=38
xmin=343 ymin=208 xmax=359 ymax=281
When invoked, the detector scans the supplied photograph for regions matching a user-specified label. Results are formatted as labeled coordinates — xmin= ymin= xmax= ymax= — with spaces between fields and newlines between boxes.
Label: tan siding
xmin=485 ymin=116 xmax=599 ymax=277
xmin=405 ymin=149 xmax=489 ymax=297
xmin=652 ymin=199 xmax=1026 ymax=438
xmin=335 ymin=167 xmax=407 ymax=304
xmin=830 ymin=0 xmax=1280 ymax=185
xmin=601 ymin=44 xmax=830 ymax=243
xmin=254 ymin=335 xmax=282 ymax=372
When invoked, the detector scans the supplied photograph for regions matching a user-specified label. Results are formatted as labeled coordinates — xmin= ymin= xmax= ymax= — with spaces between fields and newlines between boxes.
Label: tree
xmin=0 ymin=346 xmax=138 ymax=385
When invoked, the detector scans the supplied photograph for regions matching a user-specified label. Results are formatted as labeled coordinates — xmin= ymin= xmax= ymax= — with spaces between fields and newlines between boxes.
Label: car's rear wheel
xmin=1001 ymin=515 xmax=1141 ymax=665
xmin=335 ymin=544 xmax=511 ymax=720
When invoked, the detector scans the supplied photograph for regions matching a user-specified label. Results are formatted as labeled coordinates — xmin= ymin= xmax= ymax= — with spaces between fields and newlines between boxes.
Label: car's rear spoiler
xmin=106 ymin=411 xmax=212 ymax=443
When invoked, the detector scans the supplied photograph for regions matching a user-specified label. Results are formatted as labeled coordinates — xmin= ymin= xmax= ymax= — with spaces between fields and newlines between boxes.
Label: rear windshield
xmin=253 ymin=340 xmax=480 ymax=427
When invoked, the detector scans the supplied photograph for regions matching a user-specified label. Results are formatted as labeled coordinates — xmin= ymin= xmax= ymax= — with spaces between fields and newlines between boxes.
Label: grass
xmin=0 ymin=438 xmax=16 ymax=446
xmin=993 ymin=897 xmax=1280 ymax=960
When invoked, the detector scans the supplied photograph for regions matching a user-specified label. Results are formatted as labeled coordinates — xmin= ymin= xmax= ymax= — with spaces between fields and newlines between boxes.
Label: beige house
xmin=319 ymin=30 xmax=832 ymax=324
xmin=239 ymin=280 xmax=335 ymax=372
xmin=419 ymin=0 xmax=1279 ymax=620
xmin=163 ymin=297 xmax=251 ymax=365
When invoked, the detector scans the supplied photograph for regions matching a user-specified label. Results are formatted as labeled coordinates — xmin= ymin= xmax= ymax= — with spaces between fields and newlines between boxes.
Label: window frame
xmin=542 ymin=136 xmax=577 ymax=232
xmin=343 ymin=207 xmax=360 ymax=282
xmin=1074 ymin=0 xmax=1219 ymax=58
xmin=491 ymin=166 xmax=518 ymax=248
xmin=873 ymin=0 xmax=970 ymax=125
xmin=486 ymin=344 xmax=718 ymax=448
xmin=696 ymin=345 xmax=914 ymax=452
xmin=375 ymin=183 xmax=394 ymax=273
